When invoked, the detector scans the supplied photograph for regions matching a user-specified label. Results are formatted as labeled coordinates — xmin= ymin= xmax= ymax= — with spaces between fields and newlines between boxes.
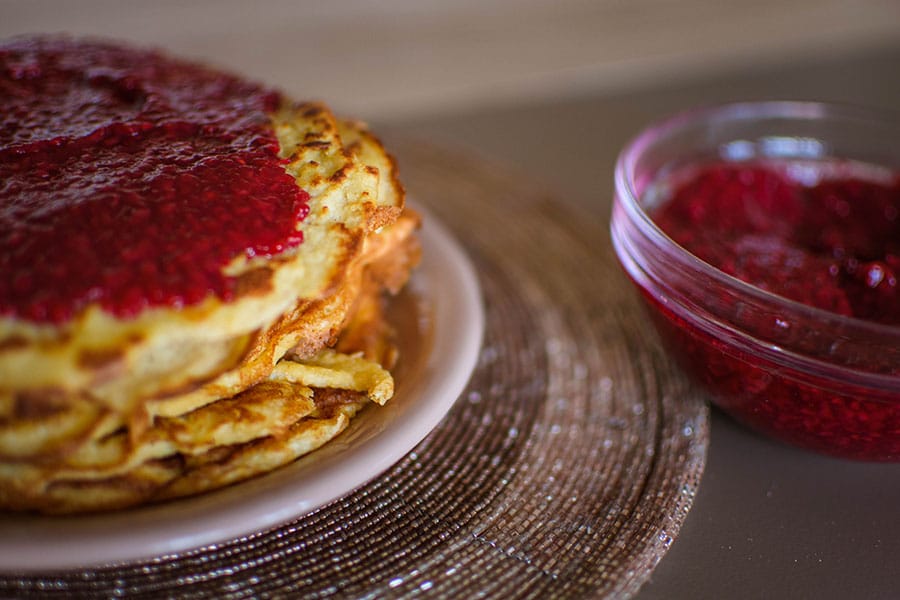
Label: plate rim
xmin=0 ymin=207 xmax=484 ymax=572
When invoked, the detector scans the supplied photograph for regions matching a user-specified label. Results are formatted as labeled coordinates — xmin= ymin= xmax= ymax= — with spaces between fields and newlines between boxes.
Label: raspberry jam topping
xmin=0 ymin=37 xmax=310 ymax=323
xmin=643 ymin=160 xmax=900 ymax=460
xmin=654 ymin=163 xmax=900 ymax=324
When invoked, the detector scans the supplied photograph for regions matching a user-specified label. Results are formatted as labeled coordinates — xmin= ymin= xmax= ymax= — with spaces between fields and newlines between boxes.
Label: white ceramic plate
xmin=0 ymin=209 xmax=484 ymax=572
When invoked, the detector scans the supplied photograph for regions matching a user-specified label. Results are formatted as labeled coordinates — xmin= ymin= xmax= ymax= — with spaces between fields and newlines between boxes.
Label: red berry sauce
xmin=646 ymin=161 xmax=900 ymax=460
xmin=0 ymin=37 xmax=310 ymax=323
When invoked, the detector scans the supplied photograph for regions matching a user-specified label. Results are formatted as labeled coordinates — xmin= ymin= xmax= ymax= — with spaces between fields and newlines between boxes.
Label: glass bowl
xmin=610 ymin=101 xmax=900 ymax=461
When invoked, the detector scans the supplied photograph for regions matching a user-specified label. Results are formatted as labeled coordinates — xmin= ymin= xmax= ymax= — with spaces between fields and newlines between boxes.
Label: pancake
xmin=0 ymin=100 xmax=376 ymax=414
xmin=0 ymin=36 xmax=420 ymax=513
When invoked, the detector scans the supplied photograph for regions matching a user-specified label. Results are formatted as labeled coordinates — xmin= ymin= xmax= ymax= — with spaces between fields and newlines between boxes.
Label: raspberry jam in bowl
xmin=610 ymin=101 xmax=900 ymax=461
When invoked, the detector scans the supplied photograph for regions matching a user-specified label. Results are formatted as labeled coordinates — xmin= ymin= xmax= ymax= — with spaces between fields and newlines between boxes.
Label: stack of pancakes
xmin=0 ymin=50 xmax=420 ymax=514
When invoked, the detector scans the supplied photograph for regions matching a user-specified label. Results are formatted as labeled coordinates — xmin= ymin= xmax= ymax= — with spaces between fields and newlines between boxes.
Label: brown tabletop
xmin=382 ymin=43 xmax=900 ymax=599
xmin=1 ymin=20 xmax=899 ymax=595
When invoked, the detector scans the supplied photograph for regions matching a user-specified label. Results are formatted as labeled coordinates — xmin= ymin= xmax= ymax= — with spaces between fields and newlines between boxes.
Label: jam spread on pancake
xmin=0 ymin=37 xmax=310 ymax=323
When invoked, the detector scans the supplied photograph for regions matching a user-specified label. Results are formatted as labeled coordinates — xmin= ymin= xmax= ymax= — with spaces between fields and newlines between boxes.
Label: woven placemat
xmin=1 ymin=141 xmax=708 ymax=599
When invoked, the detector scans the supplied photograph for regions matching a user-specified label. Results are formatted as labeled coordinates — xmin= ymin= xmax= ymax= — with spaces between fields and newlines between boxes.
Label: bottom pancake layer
xmin=0 ymin=211 xmax=420 ymax=515
xmin=0 ymin=349 xmax=387 ymax=514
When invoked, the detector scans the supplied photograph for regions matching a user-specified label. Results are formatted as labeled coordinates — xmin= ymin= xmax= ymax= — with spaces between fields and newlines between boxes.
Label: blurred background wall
xmin=2 ymin=0 xmax=899 ymax=120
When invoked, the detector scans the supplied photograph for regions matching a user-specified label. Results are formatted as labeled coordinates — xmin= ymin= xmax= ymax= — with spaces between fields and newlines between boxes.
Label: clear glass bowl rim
xmin=612 ymin=100 xmax=900 ymax=391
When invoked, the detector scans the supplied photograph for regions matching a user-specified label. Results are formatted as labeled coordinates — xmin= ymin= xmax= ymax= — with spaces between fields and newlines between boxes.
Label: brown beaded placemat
xmin=0 ymin=142 xmax=708 ymax=599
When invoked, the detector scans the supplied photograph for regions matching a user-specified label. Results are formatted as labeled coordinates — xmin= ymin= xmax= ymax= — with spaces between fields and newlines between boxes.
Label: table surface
xmin=3 ymin=8 xmax=900 ymax=595
xmin=382 ymin=44 xmax=900 ymax=599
